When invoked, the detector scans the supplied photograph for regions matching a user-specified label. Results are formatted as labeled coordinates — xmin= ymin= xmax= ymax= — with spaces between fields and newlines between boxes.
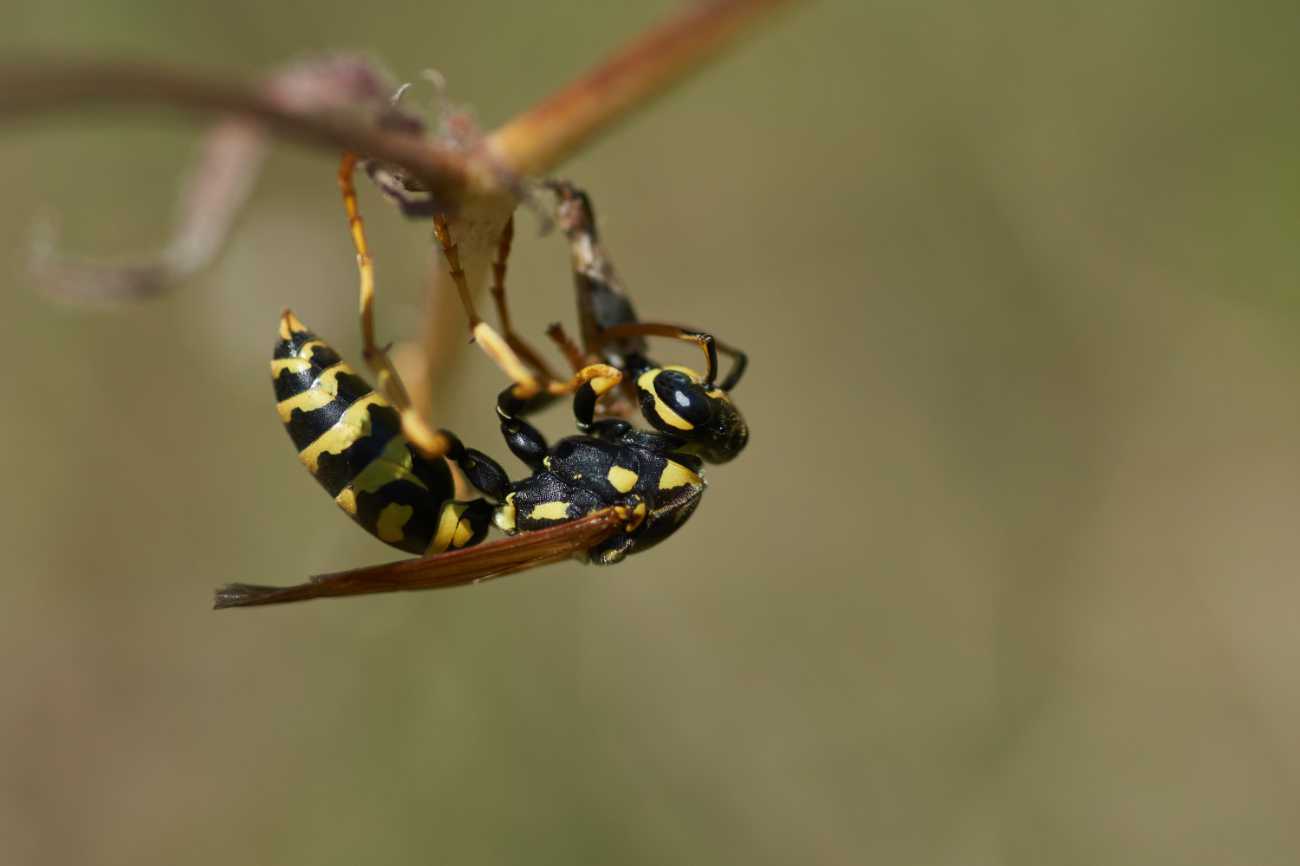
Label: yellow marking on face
xmin=494 ymin=494 xmax=517 ymax=532
xmin=607 ymin=465 xmax=639 ymax=493
xmin=376 ymin=502 xmax=414 ymax=542
xmin=296 ymin=393 xmax=385 ymax=471
xmin=658 ymin=460 xmax=703 ymax=491
xmin=271 ymin=357 xmax=312 ymax=377
xmin=429 ymin=502 xmax=469 ymax=553
xmin=279 ymin=310 xmax=307 ymax=340
xmin=335 ymin=487 xmax=358 ymax=516
xmin=527 ymin=501 xmax=571 ymax=522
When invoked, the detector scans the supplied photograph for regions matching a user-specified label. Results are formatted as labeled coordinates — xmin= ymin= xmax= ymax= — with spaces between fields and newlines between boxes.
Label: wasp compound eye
xmin=655 ymin=371 xmax=715 ymax=427
xmin=637 ymin=369 xmax=712 ymax=433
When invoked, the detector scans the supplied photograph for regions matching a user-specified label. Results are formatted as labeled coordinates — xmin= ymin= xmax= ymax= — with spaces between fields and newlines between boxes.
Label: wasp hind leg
xmin=342 ymin=162 xmax=547 ymax=456
xmin=430 ymin=211 xmax=485 ymax=335
xmin=439 ymin=429 xmax=511 ymax=501
xmin=338 ymin=152 xmax=452 ymax=459
xmin=488 ymin=216 xmax=566 ymax=383
xmin=429 ymin=213 xmax=563 ymax=406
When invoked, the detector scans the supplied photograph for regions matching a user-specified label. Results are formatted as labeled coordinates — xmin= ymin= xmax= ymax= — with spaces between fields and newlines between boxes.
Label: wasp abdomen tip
xmin=278 ymin=309 xmax=307 ymax=340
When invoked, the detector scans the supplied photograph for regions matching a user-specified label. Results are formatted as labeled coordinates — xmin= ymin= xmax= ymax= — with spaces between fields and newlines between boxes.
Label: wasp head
xmin=634 ymin=366 xmax=748 ymax=463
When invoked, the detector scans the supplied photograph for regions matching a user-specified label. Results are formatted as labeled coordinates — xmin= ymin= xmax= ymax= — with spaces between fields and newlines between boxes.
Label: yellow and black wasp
xmin=215 ymin=165 xmax=748 ymax=607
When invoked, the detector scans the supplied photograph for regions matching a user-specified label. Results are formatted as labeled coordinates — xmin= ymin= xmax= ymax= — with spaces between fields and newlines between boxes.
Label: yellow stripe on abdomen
xmin=296 ymin=393 xmax=386 ymax=472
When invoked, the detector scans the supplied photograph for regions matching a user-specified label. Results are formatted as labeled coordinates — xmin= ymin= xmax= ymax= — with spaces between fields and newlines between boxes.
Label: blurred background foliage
xmin=3 ymin=1 xmax=1300 ymax=864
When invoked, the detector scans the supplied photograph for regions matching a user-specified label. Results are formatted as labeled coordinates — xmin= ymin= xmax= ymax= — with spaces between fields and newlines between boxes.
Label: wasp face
xmin=635 ymin=367 xmax=749 ymax=463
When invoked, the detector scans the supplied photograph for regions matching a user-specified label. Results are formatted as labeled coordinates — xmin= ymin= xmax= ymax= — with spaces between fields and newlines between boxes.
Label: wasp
xmin=500 ymin=180 xmax=750 ymax=458
xmin=214 ymin=169 xmax=748 ymax=608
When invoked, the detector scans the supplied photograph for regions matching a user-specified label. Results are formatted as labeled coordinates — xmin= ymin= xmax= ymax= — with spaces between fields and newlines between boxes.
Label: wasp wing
xmin=214 ymin=507 xmax=624 ymax=608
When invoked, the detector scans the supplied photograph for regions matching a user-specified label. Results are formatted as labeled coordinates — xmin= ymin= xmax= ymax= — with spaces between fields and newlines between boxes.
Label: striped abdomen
xmin=271 ymin=310 xmax=490 ymax=555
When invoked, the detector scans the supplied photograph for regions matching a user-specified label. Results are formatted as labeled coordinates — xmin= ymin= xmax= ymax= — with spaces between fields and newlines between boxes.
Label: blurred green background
xmin=3 ymin=2 xmax=1300 ymax=864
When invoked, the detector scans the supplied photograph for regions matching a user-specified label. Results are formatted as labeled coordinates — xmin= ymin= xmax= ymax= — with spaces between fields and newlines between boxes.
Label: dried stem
xmin=0 ymin=3 xmax=800 ymax=210
xmin=485 ymin=0 xmax=798 ymax=177
xmin=0 ymin=58 xmax=472 ymax=204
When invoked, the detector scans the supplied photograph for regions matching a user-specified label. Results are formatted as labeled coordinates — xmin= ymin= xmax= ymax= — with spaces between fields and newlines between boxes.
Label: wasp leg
xmin=338 ymin=152 xmax=451 ymax=458
xmin=428 ymin=215 xmax=570 ymax=411
xmin=489 ymin=363 xmax=620 ymax=471
xmin=489 ymin=216 xmax=566 ymax=382
xmin=439 ymin=429 xmax=511 ymax=501
xmin=492 ymin=364 xmax=620 ymax=427
xmin=546 ymin=319 xmax=643 ymax=420
xmin=492 ymin=385 xmax=551 ymax=472
xmin=570 ymin=365 xmax=624 ymax=432
xmin=496 ymin=407 xmax=550 ymax=473
xmin=431 ymin=212 xmax=483 ymax=332
xmin=545 ymin=321 xmax=588 ymax=373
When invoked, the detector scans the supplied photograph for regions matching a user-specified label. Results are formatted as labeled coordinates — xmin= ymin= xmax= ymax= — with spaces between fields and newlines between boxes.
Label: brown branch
xmin=485 ymin=0 xmax=800 ymax=177
xmin=0 ymin=57 xmax=472 ymax=205
xmin=0 ymin=2 xmax=802 ymax=233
